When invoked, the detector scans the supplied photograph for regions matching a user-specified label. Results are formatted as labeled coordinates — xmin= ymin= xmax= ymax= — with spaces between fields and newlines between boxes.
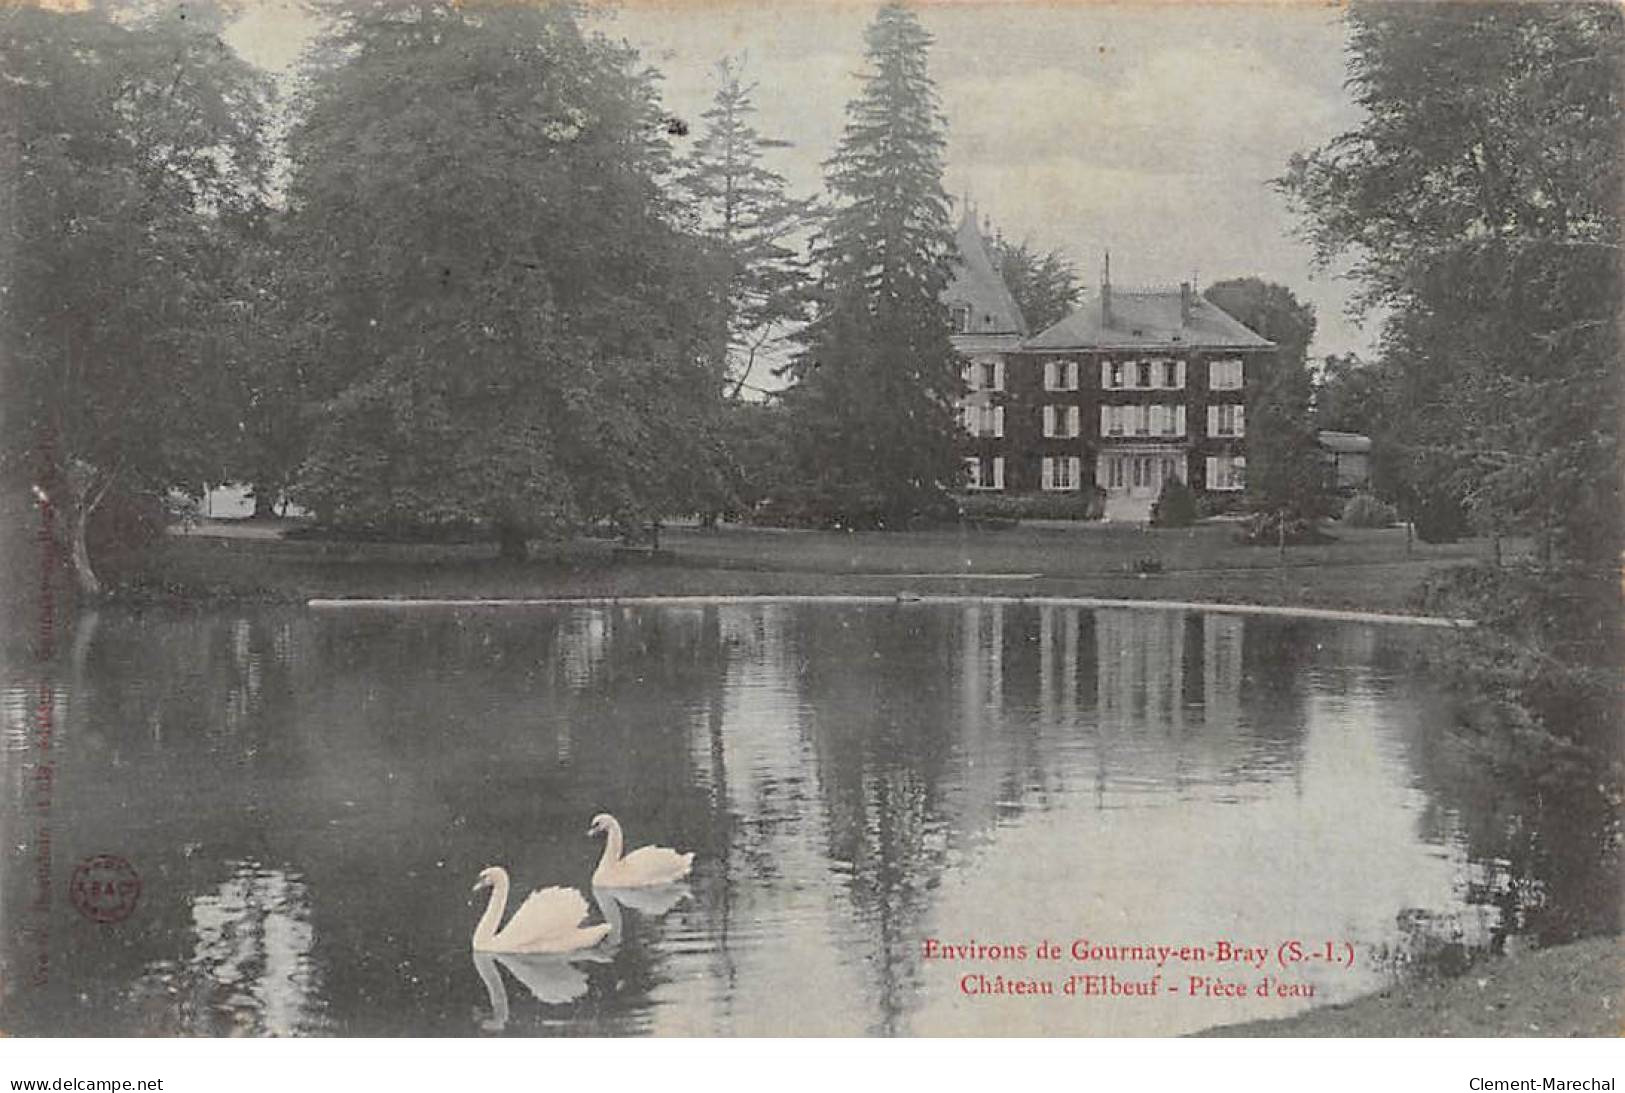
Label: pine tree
xmin=675 ymin=57 xmax=813 ymax=399
xmin=782 ymin=3 xmax=960 ymax=528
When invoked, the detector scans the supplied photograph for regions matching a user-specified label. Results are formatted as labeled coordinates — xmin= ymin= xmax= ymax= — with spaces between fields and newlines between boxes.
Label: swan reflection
xmin=594 ymin=882 xmax=689 ymax=944
xmin=472 ymin=948 xmax=613 ymax=1030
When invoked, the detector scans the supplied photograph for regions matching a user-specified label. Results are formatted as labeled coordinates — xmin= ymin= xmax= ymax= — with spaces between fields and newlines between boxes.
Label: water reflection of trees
xmin=129 ymin=861 xmax=326 ymax=1035
xmin=5 ymin=601 xmax=1614 ymax=1038
xmin=1388 ymin=678 xmax=1620 ymax=949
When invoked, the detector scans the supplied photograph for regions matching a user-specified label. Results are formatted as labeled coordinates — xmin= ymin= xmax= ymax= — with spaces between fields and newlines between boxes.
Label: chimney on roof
xmin=1180 ymin=281 xmax=1193 ymax=325
xmin=1102 ymin=251 xmax=1113 ymax=329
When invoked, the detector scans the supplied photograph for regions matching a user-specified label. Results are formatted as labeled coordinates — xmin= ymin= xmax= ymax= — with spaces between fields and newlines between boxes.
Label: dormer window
xmin=951 ymin=304 xmax=971 ymax=334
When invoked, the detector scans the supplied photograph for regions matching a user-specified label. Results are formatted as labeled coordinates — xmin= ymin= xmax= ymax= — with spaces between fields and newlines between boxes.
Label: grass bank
xmin=1201 ymin=936 xmax=1622 ymax=1037
xmin=121 ymin=518 xmax=1499 ymax=617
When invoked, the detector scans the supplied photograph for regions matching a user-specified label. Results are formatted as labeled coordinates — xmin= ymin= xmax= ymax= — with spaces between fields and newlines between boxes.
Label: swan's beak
xmin=470 ymin=881 xmax=484 ymax=894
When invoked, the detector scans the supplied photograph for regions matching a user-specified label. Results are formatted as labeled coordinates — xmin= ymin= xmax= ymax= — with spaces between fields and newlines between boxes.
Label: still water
xmin=1 ymin=601 xmax=1614 ymax=1036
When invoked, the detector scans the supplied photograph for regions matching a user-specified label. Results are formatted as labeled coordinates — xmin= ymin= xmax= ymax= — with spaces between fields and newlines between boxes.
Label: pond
xmin=1 ymin=601 xmax=1614 ymax=1036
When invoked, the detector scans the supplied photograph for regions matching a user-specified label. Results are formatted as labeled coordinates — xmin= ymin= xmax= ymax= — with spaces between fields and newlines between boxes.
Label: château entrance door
xmin=1098 ymin=450 xmax=1187 ymax=500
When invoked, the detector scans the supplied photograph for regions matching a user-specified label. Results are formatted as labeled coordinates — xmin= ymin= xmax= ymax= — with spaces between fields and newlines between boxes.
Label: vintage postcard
xmin=1 ymin=0 xmax=1619 ymax=1055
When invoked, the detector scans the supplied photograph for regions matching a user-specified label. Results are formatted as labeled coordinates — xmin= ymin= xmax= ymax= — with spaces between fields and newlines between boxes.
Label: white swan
xmin=471 ymin=866 xmax=610 ymax=954
xmin=588 ymin=813 xmax=694 ymax=888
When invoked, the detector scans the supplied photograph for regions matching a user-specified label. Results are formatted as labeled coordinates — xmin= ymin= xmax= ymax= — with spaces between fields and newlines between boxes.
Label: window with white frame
xmin=965 ymin=456 xmax=1006 ymax=491
xmin=1209 ymin=358 xmax=1244 ymax=390
xmin=1044 ymin=359 xmax=1080 ymax=391
xmin=1207 ymin=403 xmax=1245 ymax=437
xmin=1133 ymin=404 xmax=1150 ymax=436
xmin=972 ymin=403 xmax=1004 ymax=438
xmin=1206 ymin=455 xmax=1245 ymax=491
xmin=951 ymin=305 xmax=971 ymax=334
xmin=1147 ymin=404 xmax=1187 ymax=437
xmin=1102 ymin=360 xmax=1126 ymax=390
xmin=1042 ymin=456 xmax=1081 ymax=491
xmin=1043 ymin=405 xmax=1081 ymax=438
xmin=1162 ymin=359 xmax=1183 ymax=389
xmin=1101 ymin=405 xmax=1123 ymax=436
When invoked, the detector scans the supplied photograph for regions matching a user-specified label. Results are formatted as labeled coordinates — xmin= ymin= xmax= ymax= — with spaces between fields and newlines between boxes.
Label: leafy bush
xmin=1415 ymin=562 xmax=1623 ymax=768
xmin=1150 ymin=477 xmax=1197 ymax=528
xmin=1413 ymin=490 xmax=1470 ymax=543
xmin=1341 ymin=492 xmax=1399 ymax=528
xmin=955 ymin=488 xmax=1104 ymax=522
xmin=1197 ymin=493 xmax=1247 ymax=518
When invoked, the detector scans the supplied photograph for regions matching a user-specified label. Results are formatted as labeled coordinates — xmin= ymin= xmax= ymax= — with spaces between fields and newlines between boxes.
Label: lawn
xmin=120 ymin=518 xmax=1504 ymax=617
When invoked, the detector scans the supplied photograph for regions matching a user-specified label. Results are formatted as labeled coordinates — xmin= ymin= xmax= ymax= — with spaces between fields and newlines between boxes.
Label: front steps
xmin=1102 ymin=493 xmax=1155 ymax=524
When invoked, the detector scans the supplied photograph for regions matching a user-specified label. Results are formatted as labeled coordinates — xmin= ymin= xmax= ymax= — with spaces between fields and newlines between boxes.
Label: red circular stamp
xmin=69 ymin=854 xmax=141 ymax=924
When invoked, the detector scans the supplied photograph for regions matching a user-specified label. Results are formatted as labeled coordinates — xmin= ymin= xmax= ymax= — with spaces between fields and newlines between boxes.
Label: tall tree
xmin=987 ymin=233 xmax=1080 ymax=332
xmin=674 ymin=56 xmax=813 ymax=400
xmin=1203 ymin=278 xmax=1326 ymax=520
xmin=0 ymin=3 xmax=272 ymax=596
xmin=780 ymin=2 xmax=960 ymax=527
xmin=1279 ymin=3 xmax=1621 ymax=563
xmin=1314 ymin=353 xmax=1384 ymax=436
xmin=284 ymin=1 xmax=726 ymax=556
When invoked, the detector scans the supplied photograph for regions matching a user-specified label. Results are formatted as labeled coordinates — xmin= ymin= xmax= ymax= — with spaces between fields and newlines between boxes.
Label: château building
xmin=948 ymin=212 xmax=1273 ymax=522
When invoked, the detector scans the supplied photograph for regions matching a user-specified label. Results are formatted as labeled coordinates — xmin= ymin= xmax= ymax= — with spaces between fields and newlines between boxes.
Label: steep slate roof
xmin=1317 ymin=431 xmax=1372 ymax=454
xmin=1023 ymin=289 xmax=1274 ymax=351
xmin=947 ymin=212 xmax=1027 ymax=337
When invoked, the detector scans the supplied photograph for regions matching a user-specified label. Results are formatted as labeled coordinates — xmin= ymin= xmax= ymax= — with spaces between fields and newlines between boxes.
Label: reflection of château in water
xmin=1 ymin=601 xmax=1612 ymax=1036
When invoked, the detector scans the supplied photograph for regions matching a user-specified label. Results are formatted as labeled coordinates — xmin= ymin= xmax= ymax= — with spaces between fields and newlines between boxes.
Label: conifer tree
xmin=781 ymin=3 xmax=960 ymax=527
xmin=675 ymin=57 xmax=812 ymax=398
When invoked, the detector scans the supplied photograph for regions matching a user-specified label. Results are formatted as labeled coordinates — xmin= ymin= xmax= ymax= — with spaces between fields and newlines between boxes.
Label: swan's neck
xmin=596 ymin=820 xmax=624 ymax=874
xmin=473 ymin=872 xmax=508 ymax=948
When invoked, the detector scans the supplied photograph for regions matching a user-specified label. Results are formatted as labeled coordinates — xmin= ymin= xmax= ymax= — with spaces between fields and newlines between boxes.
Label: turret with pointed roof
xmin=945 ymin=207 xmax=1027 ymax=345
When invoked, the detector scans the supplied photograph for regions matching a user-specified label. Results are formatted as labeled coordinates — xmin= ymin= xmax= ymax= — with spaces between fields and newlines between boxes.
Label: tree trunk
xmin=68 ymin=502 xmax=102 ymax=599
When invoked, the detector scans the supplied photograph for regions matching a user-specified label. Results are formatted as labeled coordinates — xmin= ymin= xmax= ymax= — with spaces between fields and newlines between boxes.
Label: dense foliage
xmin=1202 ymin=278 xmax=1327 ymax=524
xmin=0 ymin=3 xmax=273 ymax=595
xmin=283 ymin=2 xmax=727 ymax=556
xmin=987 ymin=233 xmax=1081 ymax=333
xmin=778 ymin=3 xmax=962 ymax=528
xmin=1149 ymin=477 xmax=1197 ymax=528
xmin=1339 ymin=493 xmax=1398 ymax=528
xmin=1280 ymin=2 xmax=1622 ymax=565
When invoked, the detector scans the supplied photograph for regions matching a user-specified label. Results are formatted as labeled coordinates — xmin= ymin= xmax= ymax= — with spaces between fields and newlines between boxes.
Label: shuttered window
xmin=1207 ymin=404 xmax=1244 ymax=437
xmin=1205 ymin=456 xmax=1245 ymax=491
xmin=1042 ymin=457 xmax=1081 ymax=491
xmin=1209 ymin=359 xmax=1244 ymax=390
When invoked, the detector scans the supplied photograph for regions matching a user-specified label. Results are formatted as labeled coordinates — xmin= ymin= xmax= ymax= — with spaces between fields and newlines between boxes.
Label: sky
xmin=222 ymin=0 xmax=1374 ymax=359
